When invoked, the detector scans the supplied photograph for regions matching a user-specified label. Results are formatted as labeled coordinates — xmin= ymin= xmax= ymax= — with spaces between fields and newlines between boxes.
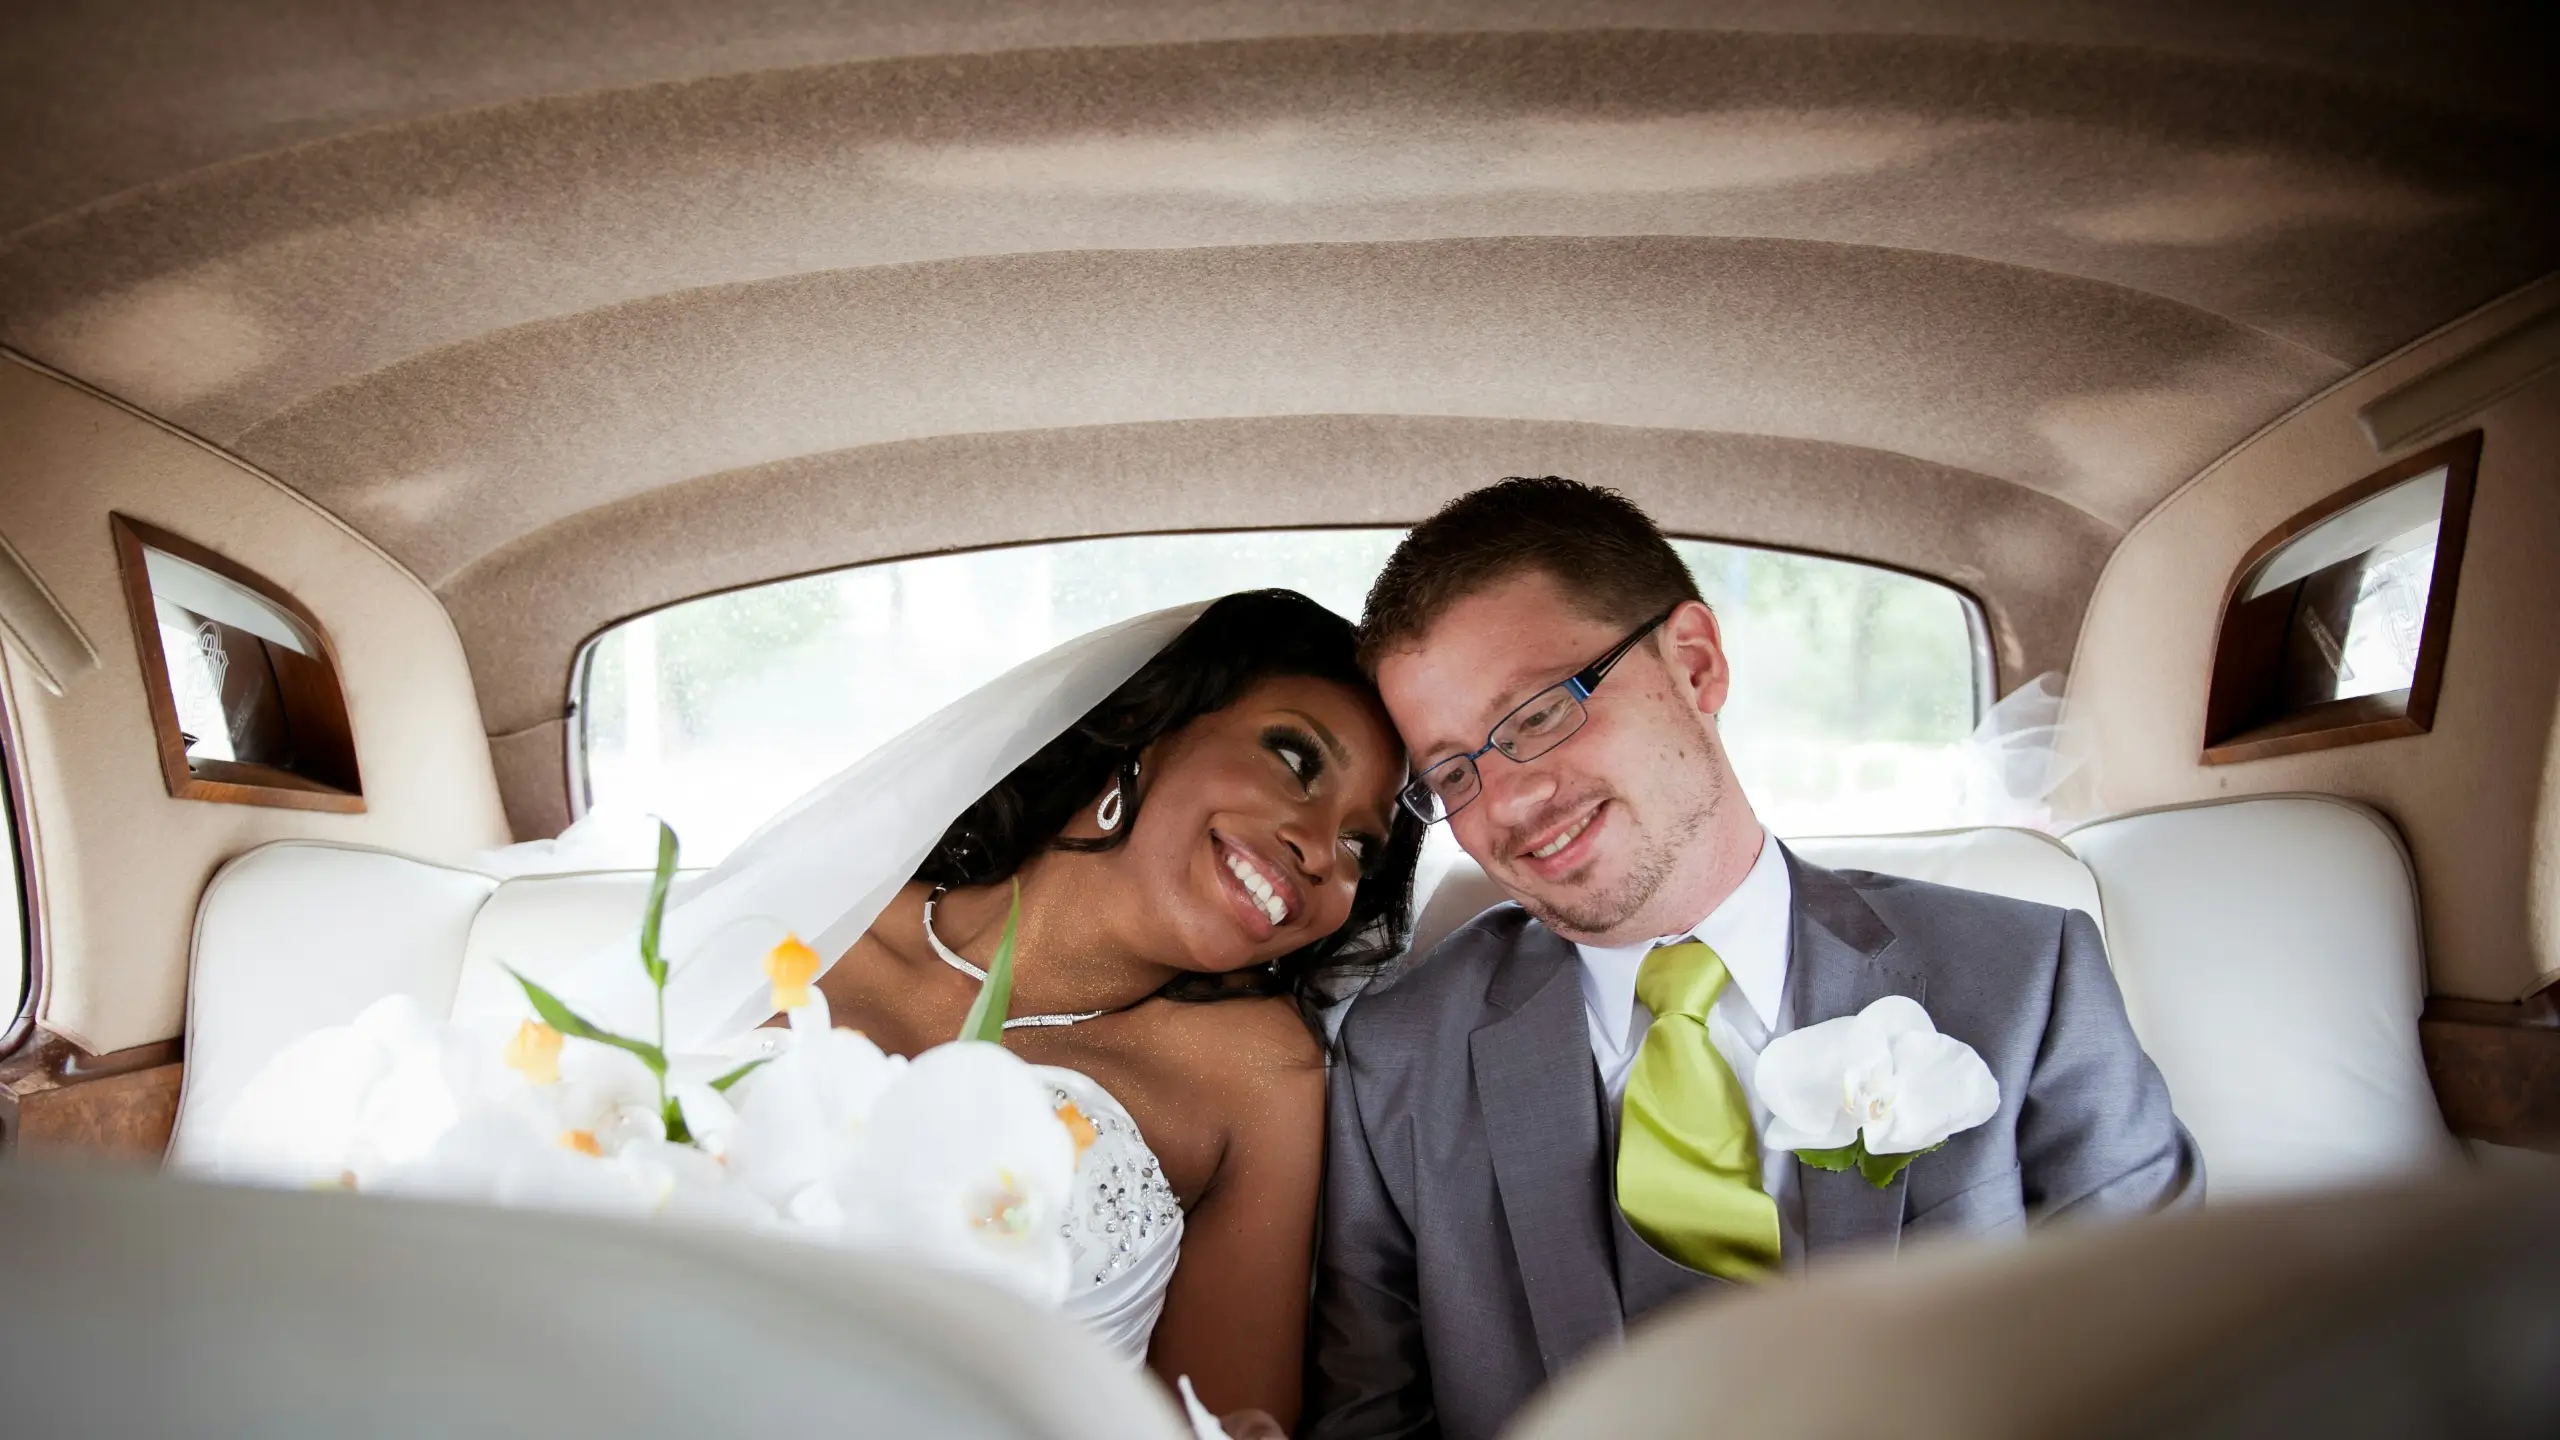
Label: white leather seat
xmin=447 ymin=868 xmax=669 ymax=1028
xmin=2064 ymin=795 xmax=2457 ymax=1199
xmin=170 ymin=844 xmax=680 ymax=1164
xmin=178 ymin=798 xmax=2456 ymax=1202
xmin=171 ymin=843 xmax=496 ymax=1168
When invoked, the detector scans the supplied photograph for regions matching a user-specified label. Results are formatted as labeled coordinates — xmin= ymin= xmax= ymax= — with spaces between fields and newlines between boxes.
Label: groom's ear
xmin=1656 ymin=600 xmax=1732 ymax=720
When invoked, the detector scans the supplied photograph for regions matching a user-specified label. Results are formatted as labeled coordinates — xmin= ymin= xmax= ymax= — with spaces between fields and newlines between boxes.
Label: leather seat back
xmin=2064 ymin=795 xmax=2455 ymax=1198
xmin=447 ymin=869 xmax=673 ymax=1029
xmin=179 ymin=799 xmax=2455 ymax=1202
xmin=170 ymin=843 xmax=496 ymax=1168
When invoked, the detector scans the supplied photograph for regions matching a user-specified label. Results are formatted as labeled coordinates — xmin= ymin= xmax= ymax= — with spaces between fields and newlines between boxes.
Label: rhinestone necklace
xmin=922 ymin=888 xmax=1115 ymax=1030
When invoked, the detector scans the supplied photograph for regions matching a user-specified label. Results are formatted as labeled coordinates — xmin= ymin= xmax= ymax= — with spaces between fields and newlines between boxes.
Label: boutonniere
xmin=1754 ymin=995 xmax=1999 ymax=1188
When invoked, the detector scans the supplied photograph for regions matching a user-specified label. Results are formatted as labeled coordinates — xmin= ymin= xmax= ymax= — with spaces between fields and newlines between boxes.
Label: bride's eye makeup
xmin=1263 ymin=725 xmax=1326 ymax=787
xmin=1265 ymin=723 xmax=1386 ymax=877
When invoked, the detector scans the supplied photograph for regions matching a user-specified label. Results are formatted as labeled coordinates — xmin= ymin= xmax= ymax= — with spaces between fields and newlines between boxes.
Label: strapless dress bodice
xmin=1040 ymin=1066 xmax=1184 ymax=1360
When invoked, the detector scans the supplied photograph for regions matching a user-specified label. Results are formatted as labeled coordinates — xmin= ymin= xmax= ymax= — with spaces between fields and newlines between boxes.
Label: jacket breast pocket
xmin=1903 ymin=1163 xmax=2025 ymax=1239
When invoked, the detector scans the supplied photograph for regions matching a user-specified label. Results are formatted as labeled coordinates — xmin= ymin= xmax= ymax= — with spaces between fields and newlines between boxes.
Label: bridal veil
xmin=534 ymin=602 xmax=1211 ymax=1049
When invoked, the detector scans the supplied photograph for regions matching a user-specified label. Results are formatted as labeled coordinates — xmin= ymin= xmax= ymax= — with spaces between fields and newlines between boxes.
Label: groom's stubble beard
xmin=1510 ymin=756 xmax=1725 ymax=941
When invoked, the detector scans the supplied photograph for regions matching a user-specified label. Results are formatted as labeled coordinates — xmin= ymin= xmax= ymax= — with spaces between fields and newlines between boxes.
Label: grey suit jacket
xmin=1303 ymin=848 xmax=2201 ymax=1440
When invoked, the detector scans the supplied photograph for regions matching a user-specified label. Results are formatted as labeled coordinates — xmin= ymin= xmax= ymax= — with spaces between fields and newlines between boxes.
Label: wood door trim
xmin=2420 ymin=981 xmax=2560 ymax=1152
xmin=0 ymin=1033 xmax=184 ymax=1157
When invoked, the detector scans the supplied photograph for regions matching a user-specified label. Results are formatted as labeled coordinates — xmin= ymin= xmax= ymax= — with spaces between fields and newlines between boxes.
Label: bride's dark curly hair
xmin=914 ymin=590 xmax=1427 ymax=1032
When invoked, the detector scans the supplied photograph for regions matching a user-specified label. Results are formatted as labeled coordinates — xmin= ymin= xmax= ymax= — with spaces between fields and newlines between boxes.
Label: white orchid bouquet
xmin=213 ymin=823 xmax=1094 ymax=1305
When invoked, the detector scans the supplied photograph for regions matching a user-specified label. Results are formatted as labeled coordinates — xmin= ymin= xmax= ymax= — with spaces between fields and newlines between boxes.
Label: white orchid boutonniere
xmin=1754 ymin=995 xmax=2000 ymax=1189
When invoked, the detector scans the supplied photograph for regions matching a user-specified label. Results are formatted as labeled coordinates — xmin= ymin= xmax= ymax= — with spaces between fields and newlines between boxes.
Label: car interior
xmin=1 ymin=3 xmax=2555 ymax=1434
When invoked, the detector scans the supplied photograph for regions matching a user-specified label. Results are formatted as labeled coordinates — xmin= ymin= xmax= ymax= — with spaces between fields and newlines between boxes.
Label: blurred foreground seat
xmin=1510 ymin=1167 xmax=2560 ymax=1439
xmin=0 ymin=1160 xmax=1191 ymax=1439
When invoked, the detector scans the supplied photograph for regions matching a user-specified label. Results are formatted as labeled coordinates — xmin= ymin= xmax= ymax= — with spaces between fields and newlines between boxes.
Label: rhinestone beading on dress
xmin=1053 ymin=1083 xmax=1183 ymax=1290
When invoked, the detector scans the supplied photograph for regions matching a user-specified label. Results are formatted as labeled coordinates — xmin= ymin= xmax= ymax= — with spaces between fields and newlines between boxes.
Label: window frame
xmin=1 ymin=682 xmax=35 ymax=1059
xmin=559 ymin=527 xmax=1996 ymax=822
xmin=2201 ymin=430 xmax=2482 ymax=765
xmin=108 ymin=514 xmax=366 ymax=813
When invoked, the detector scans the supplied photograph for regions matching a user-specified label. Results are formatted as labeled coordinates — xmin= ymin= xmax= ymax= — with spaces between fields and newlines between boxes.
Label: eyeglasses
xmin=1399 ymin=605 xmax=1679 ymax=824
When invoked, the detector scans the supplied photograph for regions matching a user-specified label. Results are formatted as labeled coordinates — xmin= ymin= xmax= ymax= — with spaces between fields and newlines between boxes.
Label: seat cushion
xmin=2065 ymin=796 xmax=2455 ymax=1199
xmin=169 ymin=842 xmax=496 ymax=1167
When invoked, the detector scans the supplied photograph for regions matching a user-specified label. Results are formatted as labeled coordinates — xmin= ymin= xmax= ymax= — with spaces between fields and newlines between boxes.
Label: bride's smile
xmin=1213 ymin=830 xmax=1299 ymax=936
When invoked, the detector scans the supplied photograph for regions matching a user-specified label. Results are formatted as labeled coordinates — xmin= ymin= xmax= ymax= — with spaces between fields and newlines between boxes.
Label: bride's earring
xmin=1095 ymin=779 xmax=1125 ymax=833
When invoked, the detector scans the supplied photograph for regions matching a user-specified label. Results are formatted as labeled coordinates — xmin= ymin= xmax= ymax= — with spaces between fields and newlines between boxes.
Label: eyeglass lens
xmin=1402 ymin=681 xmax=1592 ymax=821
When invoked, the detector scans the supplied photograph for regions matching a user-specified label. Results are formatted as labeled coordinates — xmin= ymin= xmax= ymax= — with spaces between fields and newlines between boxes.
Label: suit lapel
xmin=1782 ymin=847 xmax=1927 ymax=1265
xmin=1469 ymin=923 xmax=1623 ymax=1379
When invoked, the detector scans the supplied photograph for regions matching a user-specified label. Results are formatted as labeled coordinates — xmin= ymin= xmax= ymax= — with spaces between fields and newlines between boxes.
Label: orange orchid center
xmin=765 ymin=934 xmax=823 ymax=1011
xmin=504 ymin=1020 xmax=564 ymax=1085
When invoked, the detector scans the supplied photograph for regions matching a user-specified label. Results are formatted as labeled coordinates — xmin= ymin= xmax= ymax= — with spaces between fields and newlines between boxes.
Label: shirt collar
xmin=1574 ymin=829 xmax=1793 ymax=1047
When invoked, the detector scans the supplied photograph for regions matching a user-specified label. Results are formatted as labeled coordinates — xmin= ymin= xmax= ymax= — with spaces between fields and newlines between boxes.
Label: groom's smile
xmin=1512 ymin=799 xmax=1610 ymax=876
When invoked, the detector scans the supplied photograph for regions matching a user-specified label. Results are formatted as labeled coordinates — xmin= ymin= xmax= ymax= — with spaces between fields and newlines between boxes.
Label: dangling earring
xmin=1095 ymin=779 xmax=1125 ymax=832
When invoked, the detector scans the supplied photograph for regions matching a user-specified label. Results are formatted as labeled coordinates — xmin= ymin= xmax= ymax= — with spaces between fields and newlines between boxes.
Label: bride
xmin=208 ymin=589 xmax=1423 ymax=1430
xmin=806 ymin=588 xmax=1422 ymax=1426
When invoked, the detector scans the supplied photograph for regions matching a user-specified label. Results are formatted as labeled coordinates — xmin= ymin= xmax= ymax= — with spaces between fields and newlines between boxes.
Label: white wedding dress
xmin=1047 ymin=1068 xmax=1184 ymax=1356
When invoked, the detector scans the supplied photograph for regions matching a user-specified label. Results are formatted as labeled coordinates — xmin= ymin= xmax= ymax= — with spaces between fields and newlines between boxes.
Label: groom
xmin=1303 ymin=478 xmax=2199 ymax=1440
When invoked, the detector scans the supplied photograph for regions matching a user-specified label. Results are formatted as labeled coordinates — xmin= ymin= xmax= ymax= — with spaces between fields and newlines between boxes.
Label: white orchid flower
xmin=849 ymin=1041 xmax=1077 ymax=1305
xmin=723 ymin=1026 xmax=907 ymax=1214
xmin=1756 ymin=995 xmax=1999 ymax=1176
xmin=211 ymin=995 xmax=462 ymax=1189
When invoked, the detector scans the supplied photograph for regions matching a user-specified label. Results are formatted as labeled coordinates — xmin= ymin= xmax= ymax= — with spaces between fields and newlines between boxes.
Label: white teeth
xmin=1530 ymin=813 xmax=1594 ymax=860
xmin=1223 ymin=849 xmax=1288 ymax=925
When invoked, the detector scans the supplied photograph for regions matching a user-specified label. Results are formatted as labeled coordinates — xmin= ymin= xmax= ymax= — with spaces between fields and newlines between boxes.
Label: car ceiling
xmin=3 ymin=1 xmax=2555 ymax=737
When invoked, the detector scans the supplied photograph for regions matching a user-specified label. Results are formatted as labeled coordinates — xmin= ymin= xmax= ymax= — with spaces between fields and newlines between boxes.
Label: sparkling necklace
xmin=921 ymin=888 xmax=1114 ymax=1030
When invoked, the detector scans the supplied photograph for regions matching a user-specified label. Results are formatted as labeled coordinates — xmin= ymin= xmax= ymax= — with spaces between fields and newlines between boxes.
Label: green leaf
xmin=1793 ymin=1143 xmax=1864 ymax=1173
xmin=508 ymin=966 xmax=666 ymax=1077
xmin=953 ymin=880 xmax=1021 ymax=1045
xmin=707 ymin=1057 xmax=773 ymax=1094
xmin=639 ymin=820 xmax=680 ymax=988
xmin=662 ymin=1095 xmax=693 ymax=1146
xmin=1856 ymin=1141 xmax=1942 ymax=1189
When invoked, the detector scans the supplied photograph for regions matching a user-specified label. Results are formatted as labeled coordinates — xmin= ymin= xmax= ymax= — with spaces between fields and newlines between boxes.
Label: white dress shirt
xmin=1575 ymin=828 xmax=1803 ymax=1254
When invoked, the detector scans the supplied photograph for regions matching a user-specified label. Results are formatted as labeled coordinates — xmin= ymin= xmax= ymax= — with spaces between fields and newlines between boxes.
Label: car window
xmin=576 ymin=532 xmax=1985 ymax=861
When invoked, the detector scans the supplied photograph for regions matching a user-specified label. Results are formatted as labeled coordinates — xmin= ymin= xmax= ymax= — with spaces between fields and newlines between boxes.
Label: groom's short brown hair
xmin=1359 ymin=477 xmax=1703 ymax=669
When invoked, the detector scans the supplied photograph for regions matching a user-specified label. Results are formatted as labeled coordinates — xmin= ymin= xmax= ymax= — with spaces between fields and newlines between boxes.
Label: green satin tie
xmin=1615 ymin=940 xmax=1782 ymax=1280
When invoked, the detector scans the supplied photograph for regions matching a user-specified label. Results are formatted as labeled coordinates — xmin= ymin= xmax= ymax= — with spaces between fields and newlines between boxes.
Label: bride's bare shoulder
xmin=1142 ymin=994 xmax=1326 ymax=1130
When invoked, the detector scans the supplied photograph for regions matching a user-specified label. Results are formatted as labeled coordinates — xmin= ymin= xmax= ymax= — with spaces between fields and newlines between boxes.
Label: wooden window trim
xmin=108 ymin=514 xmax=365 ymax=813
xmin=2201 ymin=431 xmax=2482 ymax=766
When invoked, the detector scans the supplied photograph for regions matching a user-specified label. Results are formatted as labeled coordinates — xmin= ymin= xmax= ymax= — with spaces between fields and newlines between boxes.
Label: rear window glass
xmin=574 ymin=532 xmax=1984 ymax=861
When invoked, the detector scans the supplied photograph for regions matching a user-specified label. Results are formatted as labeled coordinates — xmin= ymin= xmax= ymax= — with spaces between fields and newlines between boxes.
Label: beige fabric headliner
xmin=1 ymin=5 xmax=2554 ymax=749
xmin=2065 ymin=278 xmax=2560 ymax=1002
xmin=0 ymin=357 xmax=510 ymax=1053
